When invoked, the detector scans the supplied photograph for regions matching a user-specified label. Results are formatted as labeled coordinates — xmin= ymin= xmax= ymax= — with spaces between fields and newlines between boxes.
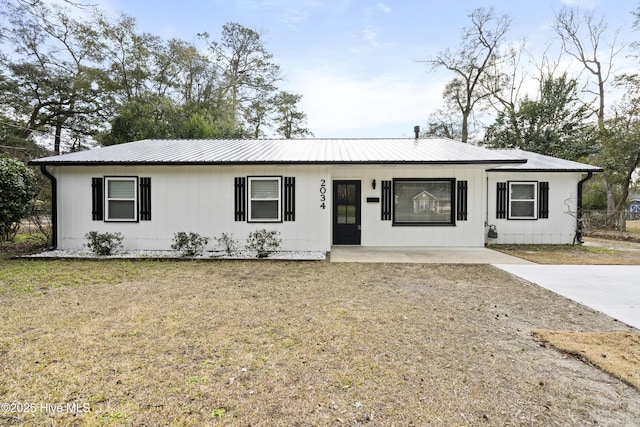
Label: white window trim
xmin=508 ymin=181 xmax=537 ymax=220
xmin=248 ymin=176 xmax=282 ymax=222
xmin=105 ymin=176 xmax=138 ymax=222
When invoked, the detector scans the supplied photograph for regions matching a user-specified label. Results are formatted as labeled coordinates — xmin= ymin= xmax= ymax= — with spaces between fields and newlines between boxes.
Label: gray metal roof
xmin=30 ymin=138 xmax=528 ymax=166
xmin=29 ymin=138 xmax=603 ymax=172
xmin=488 ymin=148 xmax=603 ymax=172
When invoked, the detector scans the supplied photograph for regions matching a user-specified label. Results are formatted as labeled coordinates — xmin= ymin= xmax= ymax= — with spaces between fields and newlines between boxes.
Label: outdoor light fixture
xmin=372 ymin=179 xmax=376 ymax=190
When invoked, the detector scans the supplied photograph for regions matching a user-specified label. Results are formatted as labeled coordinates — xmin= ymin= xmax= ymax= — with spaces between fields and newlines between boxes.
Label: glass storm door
xmin=333 ymin=180 xmax=361 ymax=245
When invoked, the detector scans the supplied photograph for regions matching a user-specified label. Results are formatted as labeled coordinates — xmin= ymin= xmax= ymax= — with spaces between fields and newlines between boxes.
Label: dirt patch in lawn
xmin=1 ymin=260 xmax=639 ymax=426
xmin=533 ymin=330 xmax=640 ymax=391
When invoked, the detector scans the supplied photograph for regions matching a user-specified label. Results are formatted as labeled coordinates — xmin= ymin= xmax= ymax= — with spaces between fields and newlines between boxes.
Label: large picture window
xmin=105 ymin=177 xmax=137 ymax=221
xmin=393 ymin=179 xmax=454 ymax=225
xmin=508 ymin=181 xmax=537 ymax=219
xmin=248 ymin=177 xmax=282 ymax=222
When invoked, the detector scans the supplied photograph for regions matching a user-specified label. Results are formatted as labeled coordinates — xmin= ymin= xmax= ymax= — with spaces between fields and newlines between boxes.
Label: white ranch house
xmin=30 ymin=137 xmax=602 ymax=252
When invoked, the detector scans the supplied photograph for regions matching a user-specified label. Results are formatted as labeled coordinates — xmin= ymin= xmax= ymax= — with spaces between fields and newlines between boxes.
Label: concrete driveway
xmin=494 ymin=264 xmax=640 ymax=330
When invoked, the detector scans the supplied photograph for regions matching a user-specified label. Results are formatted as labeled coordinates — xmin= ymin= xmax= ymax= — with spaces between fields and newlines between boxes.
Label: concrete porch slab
xmin=329 ymin=246 xmax=534 ymax=264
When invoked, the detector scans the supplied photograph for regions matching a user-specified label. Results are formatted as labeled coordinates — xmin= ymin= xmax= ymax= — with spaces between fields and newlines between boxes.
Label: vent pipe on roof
xmin=414 ymin=125 xmax=420 ymax=139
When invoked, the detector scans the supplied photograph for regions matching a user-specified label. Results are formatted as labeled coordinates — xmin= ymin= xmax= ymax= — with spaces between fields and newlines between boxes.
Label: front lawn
xmin=1 ymin=260 xmax=638 ymax=426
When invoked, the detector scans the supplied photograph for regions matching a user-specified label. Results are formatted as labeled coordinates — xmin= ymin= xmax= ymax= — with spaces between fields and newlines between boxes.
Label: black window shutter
xmin=91 ymin=177 xmax=103 ymax=221
xmin=284 ymin=177 xmax=296 ymax=221
xmin=381 ymin=180 xmax=392 ymax=220
xmin=539 ymin=181 xmax=549 ymax=219
xmin=234 ymin=177 xmax=246 ymax=221
xmin=496 ymin=182 xmax=507 ymax=219
xmin=139 ymin=177 xmax=152 ymax=221
xmin=457 ymin=180 xmax=468 ymax=221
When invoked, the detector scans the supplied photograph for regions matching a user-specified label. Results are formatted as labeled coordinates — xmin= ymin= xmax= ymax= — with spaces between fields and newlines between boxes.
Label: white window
xmin=508 ymin=181 xmax=537 ymax=219
xmin=105 ymin=177 xmax=137 ymax=221
xmin=248 ymin=177 xmax=281 ymax=222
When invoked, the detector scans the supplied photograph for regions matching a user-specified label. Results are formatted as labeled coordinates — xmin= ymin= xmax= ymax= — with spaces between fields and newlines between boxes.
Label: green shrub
xmin=0 ymin=157 xmax=37 ymax=242
xmin=246 ymin=229 xmax=281 ymax=258
xmin=214 ymin=232 xmax=240 ymax=256
xmin=85 ymin=231 xmax=123 ymax=256
xmin=171 ymin=232 xmax=210 ymax=257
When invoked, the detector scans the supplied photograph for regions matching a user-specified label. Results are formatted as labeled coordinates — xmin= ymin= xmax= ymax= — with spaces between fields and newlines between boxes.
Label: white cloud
xmin=362 ymin=26 xmax=380 ymax=47
xmin=234 ymin=0 xmax=323 ymax=28
xmin=559 ymin=0 xmax=599 ymax=9
xmin=282 ymin=7 xmax=312 ymax=27
xmin=376 ymin=3 xmax=392 ymax=13
xmin=290 ymin=70 xmax=446 ymax=137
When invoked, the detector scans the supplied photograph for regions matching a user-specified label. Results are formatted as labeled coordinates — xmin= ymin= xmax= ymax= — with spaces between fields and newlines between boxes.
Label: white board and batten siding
xmin=335 ymin=164 xmax=486 ymax=247
xmin=54 ymin=163 xmax=488 ymax=251
xmin=486 ymin=172 xmax=582 ymax=244
xmin=55 ymin=165 xmax=331 ymax=252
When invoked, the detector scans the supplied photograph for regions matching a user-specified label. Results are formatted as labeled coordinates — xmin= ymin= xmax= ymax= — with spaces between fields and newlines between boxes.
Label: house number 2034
xmin=320 ymin=179 xmax=327 ymax=209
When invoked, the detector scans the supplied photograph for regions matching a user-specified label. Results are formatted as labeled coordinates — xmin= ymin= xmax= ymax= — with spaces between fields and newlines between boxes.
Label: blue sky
xmin=96 ymin=0 xmax=638 ymax=138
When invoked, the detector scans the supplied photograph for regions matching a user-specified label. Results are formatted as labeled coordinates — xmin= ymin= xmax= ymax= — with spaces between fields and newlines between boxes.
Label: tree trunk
xmin=54 ymin=121 xmax=63 ymax=155
xmin=606 ymin=183 xmax=616 ymax=214
xmin=461 ymin=111 xmax=469 ymax=143
xmin=613 ymin=153 xmax=640 ymax=213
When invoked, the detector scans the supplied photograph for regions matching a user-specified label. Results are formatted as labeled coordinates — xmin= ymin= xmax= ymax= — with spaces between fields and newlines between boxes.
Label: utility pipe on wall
xmin=39 ymin=165 xmax=57 ymax=250
xmin=576 ymin=172 xmax=594 ymax=244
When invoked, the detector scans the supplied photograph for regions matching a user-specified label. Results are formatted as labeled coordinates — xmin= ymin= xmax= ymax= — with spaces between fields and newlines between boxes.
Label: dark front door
xmin=333 ymin=180 xmax=361 ymax=245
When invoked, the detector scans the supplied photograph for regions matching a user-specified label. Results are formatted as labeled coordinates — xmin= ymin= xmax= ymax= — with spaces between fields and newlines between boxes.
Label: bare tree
xmin=483 ymin=40 xmax=527 ymax=114
xmin=423 ymin=105 xmax=463 ymax=140
xmin=553 ymin=7 xmax=625 ymax=213
xmin=480 ymin=40 xmax=531 ymax=145
xmin=422 ymin=8 xmax=511 ymax=142
xmin=553 ymin=8 xmax=623 ymax=126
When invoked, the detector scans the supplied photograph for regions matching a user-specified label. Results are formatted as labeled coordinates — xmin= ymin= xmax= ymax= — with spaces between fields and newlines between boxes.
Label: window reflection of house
xmin=393 ymin=179 xmax=454 ymax=225
xmin=412 ymin=191 xmax=451 ymax=213
xmin=630 ymin=198 xmax=640 ymax=219
xmin=413 ymin=191 xmax=437 ymax=213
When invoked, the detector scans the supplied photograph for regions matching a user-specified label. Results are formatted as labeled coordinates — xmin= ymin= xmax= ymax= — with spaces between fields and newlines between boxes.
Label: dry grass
xmin=627 ymin=219 xmax=640 ymax=234
xmin=1 ymin=259 xmax=639 ymax=426
xmin=493 ymin=219 xmax=640 ymax=265
xmin=587 ymin=219 xmax=640 ymax=244
xmin=492 ymin=238 xmax=640 ymax=264
xmin=492 ymin=237 xmax=640 ymax=396
xmin=533 ymin=330 xmax=640 ymax=391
